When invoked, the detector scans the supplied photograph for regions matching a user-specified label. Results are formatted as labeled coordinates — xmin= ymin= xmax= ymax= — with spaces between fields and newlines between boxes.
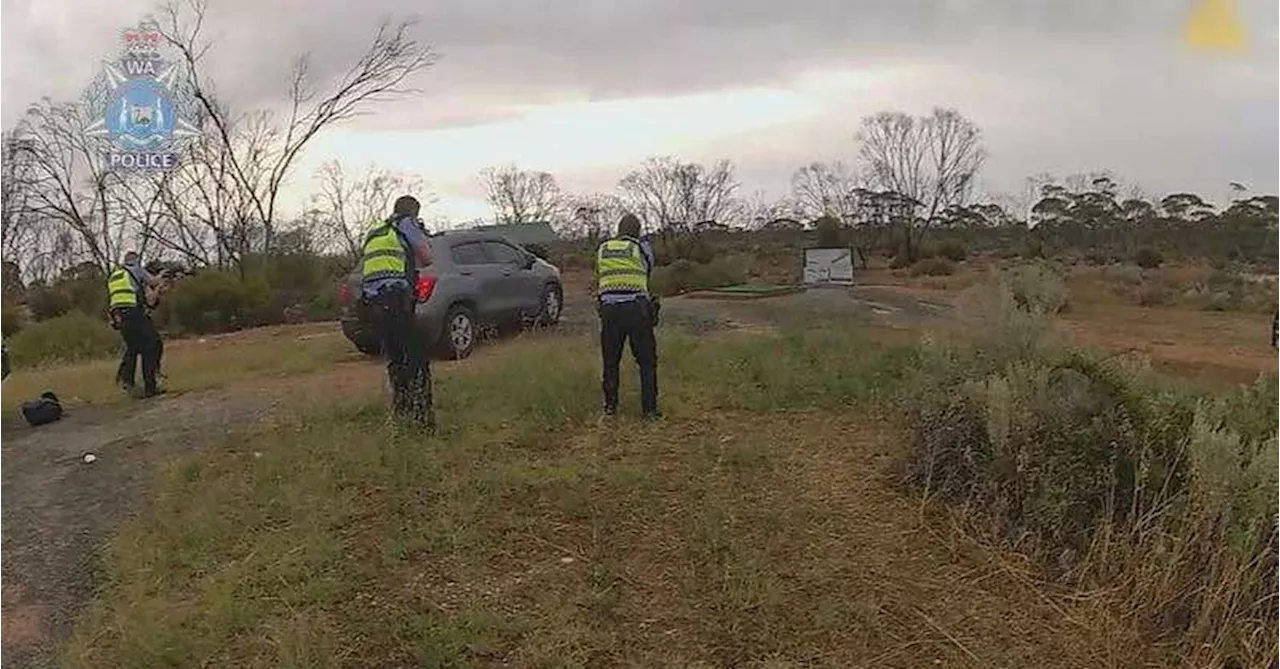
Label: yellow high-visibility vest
xmin=361 ymin=223 xmax=407 ymax=282
xmin=106 ymin=267 xmax=138 ymax=307
xmin=596 ymin=238 xmax=648 ymax=296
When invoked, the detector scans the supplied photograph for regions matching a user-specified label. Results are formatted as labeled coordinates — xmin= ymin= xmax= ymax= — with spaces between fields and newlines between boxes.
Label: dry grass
xmin=1 ymin=323 xmax=355 ymax=413
xmin=854 ymin=257 xmax=1276 ymax=390
xmin=18 ymin=263 xmax=1276 ymax=668
xmin=58 ymin=333 xmax=1114 ymax=667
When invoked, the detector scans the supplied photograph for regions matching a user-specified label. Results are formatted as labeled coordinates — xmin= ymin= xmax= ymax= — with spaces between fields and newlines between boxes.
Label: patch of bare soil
xmin=657 ymin=284 xmax=953 ymax=336
xmin=0 ymin=356 xmax=386 ymax=668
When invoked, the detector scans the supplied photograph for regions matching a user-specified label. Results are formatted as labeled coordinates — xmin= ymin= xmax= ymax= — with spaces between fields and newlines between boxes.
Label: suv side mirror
xmin=522 ymin=253 xmax=535 ymax=270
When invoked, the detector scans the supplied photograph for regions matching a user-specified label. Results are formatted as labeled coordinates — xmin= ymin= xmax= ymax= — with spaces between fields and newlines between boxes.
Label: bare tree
xmin=559 ymin=192 xmax=628 ymax=241
xmin=855 ymin=108 xmax=985 ymax=259
xmin=618 ymin=156 xmax=741 ymax=233
xmin=156 ymin=0 xmax=436 ymax=252
xmin=310 ymin=160 xmax=429 ymax=258
xmin=789 ymin=161 xmax=862 ymax=224
xmin=1 ymin=131 xmax=42 ymax=268
xmin=148 ymin=111 xmax=281 ymax=269
xmin=10 ymin=95 xmax=123 ymax=271
xmin=740 ymin=190 xmax=797 ymax=230
xmin=112 ymin=171 xmax=173 ymax=261
xmin=478 ymin=164 xmax=563 ymax=225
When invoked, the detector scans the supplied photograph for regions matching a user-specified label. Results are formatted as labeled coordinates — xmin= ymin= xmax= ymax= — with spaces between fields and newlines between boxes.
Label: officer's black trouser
xmin=367 ymin=285 xmax=434 ymax=428
xmin=114 ymin=306 xmax=162 ymax=395
xmin=599 ymin=297 xmax=658 ymax=415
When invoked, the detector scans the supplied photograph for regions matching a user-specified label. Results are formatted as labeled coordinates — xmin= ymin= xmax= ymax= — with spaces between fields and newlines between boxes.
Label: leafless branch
xmin=855 ymin=107 xmax=985 ymax=258
xmin=156 ymin=0 xmax=435 ymax=252
xmin=310 ymin=159 xmax=430 ymax=259
xmin=618 ymin=156 xmax=741 ymax=234
xmin=790 ymin=161 xmax=863 ymax=224
xmin=479 ymin=164 xmax=563 ymax=225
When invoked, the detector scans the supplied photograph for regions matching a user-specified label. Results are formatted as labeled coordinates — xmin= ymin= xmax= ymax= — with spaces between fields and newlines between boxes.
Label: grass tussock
xmin=903 ymin=261 xmax=1279 ymax=668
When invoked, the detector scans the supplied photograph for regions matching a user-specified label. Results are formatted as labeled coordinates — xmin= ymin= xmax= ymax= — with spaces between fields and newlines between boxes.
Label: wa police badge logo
xmin=83 ymin=24 xmax=200 ymax=171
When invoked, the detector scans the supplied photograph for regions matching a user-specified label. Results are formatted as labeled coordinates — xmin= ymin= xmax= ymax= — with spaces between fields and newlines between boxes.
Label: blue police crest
xmin=83 ymin=24 xmax=200 ymax=171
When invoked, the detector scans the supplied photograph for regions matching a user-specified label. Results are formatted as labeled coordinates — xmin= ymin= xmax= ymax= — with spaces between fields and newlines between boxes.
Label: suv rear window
xmin=450 ymin=241 xmax=489 ymax=265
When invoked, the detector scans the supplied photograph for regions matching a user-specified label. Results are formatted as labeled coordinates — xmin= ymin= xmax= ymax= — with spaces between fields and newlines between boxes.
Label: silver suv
xmin=338 ymin=230 xmax=563 ymax=359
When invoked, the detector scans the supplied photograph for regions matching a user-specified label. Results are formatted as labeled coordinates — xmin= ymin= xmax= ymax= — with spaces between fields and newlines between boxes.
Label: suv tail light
xmin=337 ymin=282 xmax=352 ymax=306
xmin=416 ymin=274 xmax=437 ymax=302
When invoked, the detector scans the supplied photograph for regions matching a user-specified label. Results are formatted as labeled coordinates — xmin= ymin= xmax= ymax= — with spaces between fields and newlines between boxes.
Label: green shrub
xmin=1103 ymin=264 xmax=1144 ymax=286
xmin=1202 ymin=291 xmax=1237 ymax=312
xmin=7 ymin=312 xmax=119 ymax=368
xmin=63 ymin=272 xmax=108 ymax=316
xmin=1133 ymin=247 xmax=1164 ymax=269
xmin=245 ymin=252 xmax=345 ymax=325
xmin=1003 ymin=262 xmax=1069 ymax=315
xmin=1135 ymin=284 xmax=1174 ymax=307
xmin=652 ymin=234 xmax=714 ymax=265
xmin=164 ymin=270 xmax=271 ymax=334
xmin=2 ymin=299 xmax=26 ymax=337
xmin=306 ymin=290 xmax=341 ymax=321
xmin=814 ymin=216 xmax=846 ymax=248
xmin=905 ymin=270 xmax=1279 ymax=669
xmin=909 ymin=257 xmax=956 ymax=277
xmin=904 ymin=354 xmax=1218 ymax=579
xmin=1206 ymin=268 xmax=1246 ymax=292
xmin=1021 ymin=237 xmax=1046 ymax=259
xmin=25 ymin=284 xmax=72 ymax=320
xmin=937 ymin=240 xmax=968 ymax=262
xmin=650 ymin=256 xmax=748 ymax=297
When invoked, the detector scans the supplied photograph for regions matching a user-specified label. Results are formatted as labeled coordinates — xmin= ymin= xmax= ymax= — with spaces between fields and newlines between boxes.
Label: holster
xmin=363 ymin=284 xmax=413 ymax=314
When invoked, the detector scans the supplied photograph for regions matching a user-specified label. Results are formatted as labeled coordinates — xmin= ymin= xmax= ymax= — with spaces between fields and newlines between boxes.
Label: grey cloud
xmin=2 ymin=0 xmax=1276 ymax=198
xmin=16 ymin=0 xmax=1265 ymax=113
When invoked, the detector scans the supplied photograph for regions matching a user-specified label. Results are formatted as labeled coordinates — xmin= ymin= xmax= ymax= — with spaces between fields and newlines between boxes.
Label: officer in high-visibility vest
xmin=362 ymin=195 xmax=436 ymax=429
xmin=107 ymin=251 xmax=165 ymax=398
xmin=594 ymin=213 xmax=659 ymax=418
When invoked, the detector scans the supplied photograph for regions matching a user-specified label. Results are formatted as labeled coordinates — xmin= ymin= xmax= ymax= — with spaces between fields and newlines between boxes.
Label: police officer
xmin=362 ymin=195 xmax=436 ymax=429
xmin=595 ymin=213 xmax=660 ymax=418
xmin=107 ymin=251 xmax=165 ymax=398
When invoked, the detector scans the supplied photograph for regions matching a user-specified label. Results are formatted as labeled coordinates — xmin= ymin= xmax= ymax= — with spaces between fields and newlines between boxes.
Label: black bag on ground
xmin=21 ymin=391 xmax=63 ymax=427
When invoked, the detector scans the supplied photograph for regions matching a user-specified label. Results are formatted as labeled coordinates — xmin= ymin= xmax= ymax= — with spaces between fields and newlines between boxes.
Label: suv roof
xmin=430 ymin=230 xmax=525 ymax=247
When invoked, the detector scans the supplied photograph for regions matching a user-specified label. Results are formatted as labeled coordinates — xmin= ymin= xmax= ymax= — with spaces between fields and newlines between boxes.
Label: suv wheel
xmin=437 ymin=304 xmax=476 ymax=360
xmin=536 ymin=283 xmax=563 ymax=327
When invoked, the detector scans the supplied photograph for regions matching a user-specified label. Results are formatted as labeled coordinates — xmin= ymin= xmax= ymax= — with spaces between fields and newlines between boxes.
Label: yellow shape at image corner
xmin=1183 ymin=0 xmax=1247 ymax=52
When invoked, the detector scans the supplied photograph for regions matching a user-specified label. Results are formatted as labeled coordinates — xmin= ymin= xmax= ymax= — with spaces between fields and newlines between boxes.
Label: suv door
xmin=481 ymin=240 xmax=540 ymax=319
xmin=447 ymin=240 xmax=504 ymax=323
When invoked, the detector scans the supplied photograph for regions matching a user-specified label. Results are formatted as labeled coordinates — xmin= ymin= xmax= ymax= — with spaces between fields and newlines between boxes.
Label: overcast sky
xmin=3 ymin=0 xmax=1277 ymax=222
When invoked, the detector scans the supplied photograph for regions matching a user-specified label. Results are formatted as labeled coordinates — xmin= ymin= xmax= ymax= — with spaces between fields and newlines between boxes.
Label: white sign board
xmin=803 ymin=247 xmax=855 ymax=285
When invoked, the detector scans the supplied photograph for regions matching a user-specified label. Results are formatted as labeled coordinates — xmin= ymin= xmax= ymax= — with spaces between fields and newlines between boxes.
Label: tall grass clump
xmin=7 ymin=312 xmax=120 ymax=369
xmin=903 ymin=262 xmax=1278 ymax=668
